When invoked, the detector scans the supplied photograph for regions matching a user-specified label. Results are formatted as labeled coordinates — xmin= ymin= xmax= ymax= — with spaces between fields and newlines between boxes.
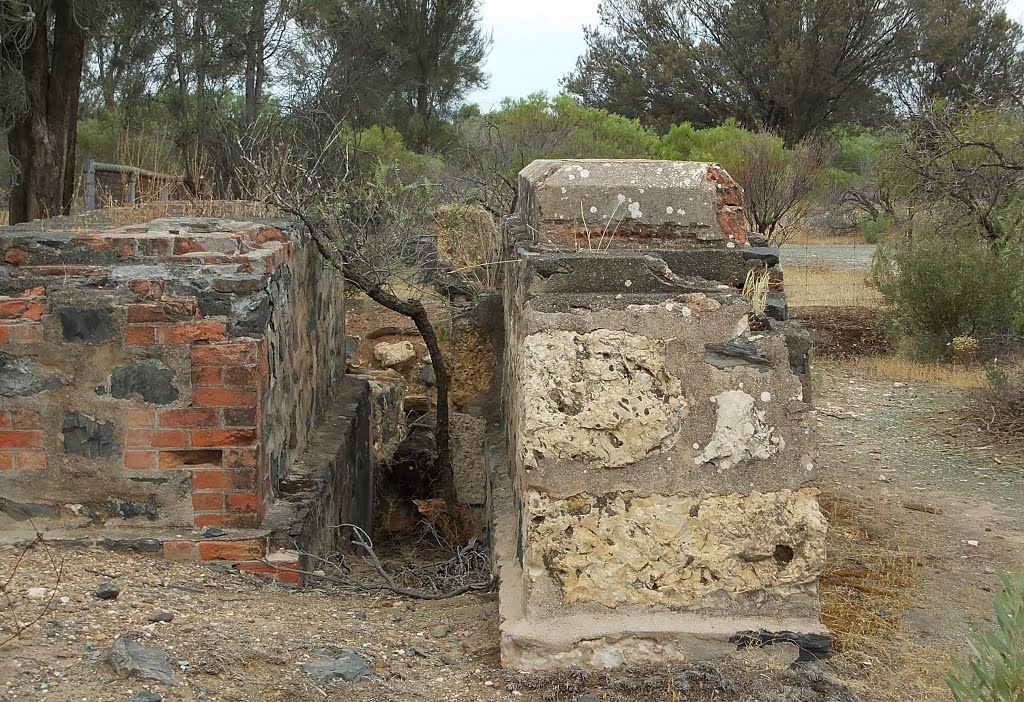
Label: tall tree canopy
xmin=564 ymin=0 xmax=1024 ymax=142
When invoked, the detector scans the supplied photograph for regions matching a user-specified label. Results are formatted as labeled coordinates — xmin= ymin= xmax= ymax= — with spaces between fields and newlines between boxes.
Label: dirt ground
xmin=2 ymin=363 xmax=1022 ymax=702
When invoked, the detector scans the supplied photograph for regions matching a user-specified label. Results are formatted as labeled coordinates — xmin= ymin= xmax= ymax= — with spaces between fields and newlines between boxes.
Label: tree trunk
xmin=6 ymin=0 xmax=87 ymax=224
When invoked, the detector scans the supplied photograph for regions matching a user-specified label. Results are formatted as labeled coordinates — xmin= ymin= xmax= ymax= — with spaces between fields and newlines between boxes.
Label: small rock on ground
xmin=300 ymin=651 xmax=371 ymax=683
xmin=95 ymin=581 xmax=121 ymax=600
xmin=109 ymin=636 xmax=179 ymax=686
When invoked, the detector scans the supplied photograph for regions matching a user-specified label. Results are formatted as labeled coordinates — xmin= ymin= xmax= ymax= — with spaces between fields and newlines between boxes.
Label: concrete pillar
xmin=495 ymin=160 xmax=827 ymax=671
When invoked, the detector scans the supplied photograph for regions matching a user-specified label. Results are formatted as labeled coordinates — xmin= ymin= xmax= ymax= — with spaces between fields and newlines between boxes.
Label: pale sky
xmin=469 ymin=0 xmax=1024 ymax=110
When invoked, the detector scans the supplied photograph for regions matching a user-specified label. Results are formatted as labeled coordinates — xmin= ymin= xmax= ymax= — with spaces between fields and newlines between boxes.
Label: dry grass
xmin=1 ymin=209 xmax=7 ymax=226
xmin=786 ymin=265 xmax=881 ymax=308
xmin=841 ymin=355 xmax=987 ymax=388
xmin=785 ymin=225 xmax=865 ymax=245
xmin=819 ymin=494 xmax=953 ymax=702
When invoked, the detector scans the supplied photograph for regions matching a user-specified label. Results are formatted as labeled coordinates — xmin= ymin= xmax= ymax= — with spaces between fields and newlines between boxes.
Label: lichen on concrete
xmin=695 ymin=390 xmax=784 ymax=471
xmin=525 ymin=489 xmax=826 ymax=609
xmin=520 ymin=329 xmax=686 ymax=469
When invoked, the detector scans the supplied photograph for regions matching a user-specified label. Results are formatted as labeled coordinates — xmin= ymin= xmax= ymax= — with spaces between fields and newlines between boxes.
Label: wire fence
xmin=780 ymin=242 xmax=879 ymax=308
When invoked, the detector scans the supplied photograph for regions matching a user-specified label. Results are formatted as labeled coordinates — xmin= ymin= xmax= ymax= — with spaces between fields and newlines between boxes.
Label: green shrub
xmin=947 ymin=571 xmax=1024 ymax=702
xmin=871 ymin=234 xmax=1024 ymax=359
xmin=859 ymin=216 xmax=891 ymax=243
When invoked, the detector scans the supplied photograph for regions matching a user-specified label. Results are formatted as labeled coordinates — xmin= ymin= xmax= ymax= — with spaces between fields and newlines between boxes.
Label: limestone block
xmin=451 ymin=412 xmax=486 ymax=505
xmin=374 ymin=340 xmax=416 ymax=368
xmin=521 ymin=329 xmax=687 ymax=469
xmin=695 ymin=390 xmax=784 ymax=471
xmin=524 ymin=489 xmax=826 ymax=610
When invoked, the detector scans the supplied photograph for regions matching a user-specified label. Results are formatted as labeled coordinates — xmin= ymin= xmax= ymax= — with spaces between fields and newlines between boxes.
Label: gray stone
xmin=766 ymin=291 xmax=788 ymax=321
xmin=95 ymin=581 xmax=121 ymax=600
xmin=704 ymin=341 xmax=772 ymax=370
xmin=131 ymin=693 xmax=163 ymax=702
xmin=109 ymin=360 xmax=178 ymax=405
xmin=109 ymin=636 xmax=179 ymax=686
xmin=57 ymin=307 xmax=115 ymax=342
xmin=149 ymin=612 xmax=174 ymax=623
xmin=105 ymin=497 xmax=160 ymax=521
xmin=574 ymin=696 xmax=604 ymax=702
xmin=300 ymin=651 xmax=371 ymax=683
xmin=200 ymin=526 xmax=228 ymax=538
xmin=63 ymin=413 xmax=117 ymax=458
xmin=345 ymin=336 xmax=360 ymax=360
xmin=419 ymin=364 xmax=436 ymax=386
xmin=430 ymin=624 xmax=450 ymax=638
xmin=0 ymin=500 xmax=58 ymax=520
xmin=229 ymin=293 xmax=271 ymax=336
xmin=0 ymin=353 xmax=64 ymax=396
xmin=741 ymin=246 xmax=781 ymax=267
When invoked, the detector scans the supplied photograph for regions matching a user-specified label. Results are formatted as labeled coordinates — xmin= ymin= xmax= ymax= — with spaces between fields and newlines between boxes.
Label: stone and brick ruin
xmin=0 ymin=159 xmax=827 ymax=671
xmin=0 ymin=212 xmax=391 ymax=582
xmin=494 ymin=160 xmax=827 ymax=669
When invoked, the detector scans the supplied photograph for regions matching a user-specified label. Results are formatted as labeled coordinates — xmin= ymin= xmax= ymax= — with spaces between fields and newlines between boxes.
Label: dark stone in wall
xmin=109 ymin=360 xmax=179 ymax=405
xmin=0 ymin=352 xmax=64 ymax=396
xmin=704 ymin=341 xmax=772 ymax=370
xmin=766 ymin=291 xmax=788 ymax=321
xmin=0 ymin=499 xmax=59 ymax=520
xmin=57 ymin=307 xmax=115 ymax=342
xmin=230 ymin=293 xmax=271 ymax=336
xmin=106 ymin=497 xmax=161 ymax=521
xmin=100 ymin=537 xmax=162 ymax=552
xmin=741 ymin=246 xmax=781 ymax=267
xmin=63 ymin=413 xmax=117 ymax=458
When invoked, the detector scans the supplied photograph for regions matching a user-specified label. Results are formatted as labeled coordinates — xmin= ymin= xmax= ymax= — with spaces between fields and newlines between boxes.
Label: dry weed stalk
xmin=261 ymin=523 xmax=493 ymax=600
xmin=0 ymin=500 xmax=64 ymax=648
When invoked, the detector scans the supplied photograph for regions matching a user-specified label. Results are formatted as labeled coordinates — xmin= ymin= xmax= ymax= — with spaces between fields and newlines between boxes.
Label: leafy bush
xmin=660 ymin=121 xmax=830 ymax=243
xmin=859 ymin=216 xmax=892 ymax=243
xmin=871 ymin=234 xmax=1024 ymax=359
xmin=947 ymin=571 xmax=1024 ymax=702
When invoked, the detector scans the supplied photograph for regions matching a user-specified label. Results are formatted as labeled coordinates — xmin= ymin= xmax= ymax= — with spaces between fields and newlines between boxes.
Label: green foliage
xmin=947 ymin=571 xmax=1024 ymax=702
xmin=657 ymin=119 xmax=754 ymax=172
xmin=452 ymin=93 xmax=658 ymax=214
xmin=76 ymin=105 xmax=179 ymax=174
xmin=871 ymin=233 xmax=1024 ymax=358
xmin=859 ymin=216 xmax=892 ymax=244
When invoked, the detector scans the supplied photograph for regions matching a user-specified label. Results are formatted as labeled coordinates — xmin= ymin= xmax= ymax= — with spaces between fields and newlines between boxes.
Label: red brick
xmin=226 ymin=492 xmax=259 ymax=512
xmin=16 ymin=450 xmax=47 ymax=470
xmin=192 ymin=428 xmax=256 ymax=448
xmin=0 ymin=431 xmax=43 ymax=449
xmin=160 ymin=408 xmax=219 ymax=428
xmin=193 ymin=513 xmax=228 ymax=528
xmin=191 ymin=469 xmax=256 ymax=491
xmin=4 ymin=248 xmax=28 ymax=265
xmin=193 ymin=388 xmax=257 ymax=408
xmin=222 ymin=366 xmax=259 ymax=387
xmin=129 ymin=280 xmax=167 ymax=299
xmin=127 ymin=301 xmax=197 ymax=324
xmin=173 ymin=238 xmax=205 ymax=255
xmin=190 ymin=341 xmax=262 ymax=367
xmin=198 ymin=539 xmax=267 ymax=562
xmin=157 ymin=322 xmax=227 ymax=345
xmin=0 ymin=452 xmax=13 ymax=470
xmin=11 ymin=323 xmax=44 ymax=344
xmin=0 ymin=412 xmax=8 ymax=428
xmin=252 ymin=227 xmax=288 ymax=245
xmin=15 ymin=287 xmax=45 ymax=298
xmin=125 ymin=408 xmax=157 ymax=426
xmin=124 ymin=451 xmax=158 ymax=470
xmin=191 ymin=366 xmax=222 ymax=386
xmin=222 ymin=408 xmax=257 ymax=427
xmin=223 ymin=448 xmax=257 ymax=469
xmin=0 ymin=300 xmax=38 ymax=320
xmin=162 ymin=541 xmax=196 ymax=562
xmin=0 ymin=325 xmax=9 ymax=345
xmin=126 ymin=326 xmax=156 ymax=345
xmin=192 ymin=492 xmax=225 ymax=511
xmin=125 ymin=428 xmax=189 ymax=449
xmin=236 ymin=561 xmax=302 ymax=586
xmin=10 ymin=411 xmax=41 ymax=430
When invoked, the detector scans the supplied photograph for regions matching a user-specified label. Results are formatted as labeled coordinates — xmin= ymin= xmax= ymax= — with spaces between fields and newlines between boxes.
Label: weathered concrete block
xmin=497 ymin=160 xmax=823 ymax=671
xmin=518 ymin=160 xmax=746 ymax=252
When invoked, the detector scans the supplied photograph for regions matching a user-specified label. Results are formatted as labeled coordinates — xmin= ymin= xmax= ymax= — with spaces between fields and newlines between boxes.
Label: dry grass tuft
xmin=819 ymin=493 xmax=953 ymax=701
xmin=841 ymin=356 xmax=987 ymax=388
xmin=785 ymin=226 xmax=866 ymax=245
xmin=1 ymin=209 xmax=7 ymax=227
xmin=786 ymin=265 xmax=881 ymax=308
